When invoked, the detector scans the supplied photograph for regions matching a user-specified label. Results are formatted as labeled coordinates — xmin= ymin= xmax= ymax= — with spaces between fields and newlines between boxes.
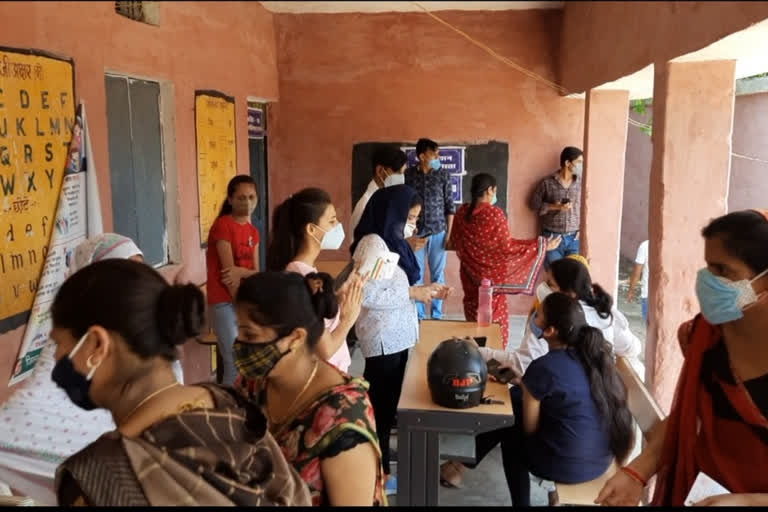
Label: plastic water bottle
xmin=478 ymin=278 xmax=493 ymax=327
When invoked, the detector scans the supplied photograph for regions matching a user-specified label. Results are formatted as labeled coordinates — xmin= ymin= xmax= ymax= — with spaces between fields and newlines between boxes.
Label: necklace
xmin=121 ymin=381 xmax=181 ymax=426
xmin=268 ymin=360 xmax=319 ymax=426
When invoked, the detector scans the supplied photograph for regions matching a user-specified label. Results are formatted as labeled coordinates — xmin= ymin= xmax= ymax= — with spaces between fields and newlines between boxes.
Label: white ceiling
xmin=260 ymin=1 xmax=563 ymax=14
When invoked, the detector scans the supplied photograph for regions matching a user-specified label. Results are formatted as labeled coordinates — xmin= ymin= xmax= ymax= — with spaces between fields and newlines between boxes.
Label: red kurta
xmin=451 ymin=202 xmax=546 ymax=347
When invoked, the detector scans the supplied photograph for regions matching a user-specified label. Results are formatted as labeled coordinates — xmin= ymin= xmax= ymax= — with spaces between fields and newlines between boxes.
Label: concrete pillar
xmin=580 ymin=88 xmax=630 ymax=299
xmin=647 ymin=59 xmax=736 ymax=412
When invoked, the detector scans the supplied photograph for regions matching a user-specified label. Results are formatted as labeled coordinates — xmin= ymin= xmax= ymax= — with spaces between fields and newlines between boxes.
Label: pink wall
xmin=269 ymin=9 xmax=585 ymax=317
xmin=559 ymin=2 xmax=768 ymax=94
xmin=621 ymin=93 xmax=768 ymax=260
xmin=0 ymin=1 xmax=279 ymax=402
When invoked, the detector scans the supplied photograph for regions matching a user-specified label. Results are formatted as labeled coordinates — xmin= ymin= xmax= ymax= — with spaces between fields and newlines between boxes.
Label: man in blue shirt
xmin=405 ymin=138 xmax=456 ymax=320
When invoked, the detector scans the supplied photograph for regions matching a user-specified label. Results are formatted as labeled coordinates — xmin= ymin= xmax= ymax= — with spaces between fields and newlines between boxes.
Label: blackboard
xmin=351 ymin=141 xmax=509 ymax=217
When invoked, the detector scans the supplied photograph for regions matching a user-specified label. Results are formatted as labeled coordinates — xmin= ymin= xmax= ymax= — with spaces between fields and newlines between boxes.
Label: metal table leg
xmin=396 ymin=411 xmax=441 ymax=506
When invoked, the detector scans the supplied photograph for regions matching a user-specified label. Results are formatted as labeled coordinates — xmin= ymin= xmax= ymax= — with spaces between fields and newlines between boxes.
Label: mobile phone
xmin=418 ymin=231 xmax=433 ymax=239
xmin=486 ymin=359 xmax=518 ymax=384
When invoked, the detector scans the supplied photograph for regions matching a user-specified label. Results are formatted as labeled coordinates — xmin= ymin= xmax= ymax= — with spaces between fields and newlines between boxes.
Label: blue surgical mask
xmin=529 ymin=311 xmax=544 ymax=339
xmin=695 ymin=267 xmax=768 ymax=325
xmin=429 ymin=158 xmax=441 ymax=171
xmin=490 ymin=194 xmax=498 ymax=206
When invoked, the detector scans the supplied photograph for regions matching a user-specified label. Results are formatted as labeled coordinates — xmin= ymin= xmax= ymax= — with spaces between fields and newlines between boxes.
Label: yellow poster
xmin=195 ymin=91 xmax=236 ymax=246
xmin=0 ymin=49 xmax=75 ymax=332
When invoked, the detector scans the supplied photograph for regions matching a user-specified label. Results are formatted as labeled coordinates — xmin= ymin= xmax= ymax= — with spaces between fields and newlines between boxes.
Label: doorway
xmin=247 ymin=101 xmax=269 ymax=269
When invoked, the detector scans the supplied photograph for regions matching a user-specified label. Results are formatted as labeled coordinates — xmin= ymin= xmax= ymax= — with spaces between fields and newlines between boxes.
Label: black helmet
xmin=427 ymin=337 xmax=488 ymax=409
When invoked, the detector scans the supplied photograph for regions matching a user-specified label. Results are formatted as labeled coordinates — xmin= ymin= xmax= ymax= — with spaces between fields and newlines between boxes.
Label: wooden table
xmin=396 ymin=320 xmax=515 ymax=506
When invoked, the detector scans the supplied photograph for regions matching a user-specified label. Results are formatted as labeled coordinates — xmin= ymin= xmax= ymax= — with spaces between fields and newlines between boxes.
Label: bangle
xmin=621 ymin=466 xmax=648 ymax=487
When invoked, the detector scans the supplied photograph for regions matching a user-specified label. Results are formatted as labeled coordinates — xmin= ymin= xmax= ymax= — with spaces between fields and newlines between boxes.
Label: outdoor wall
xmin=269 ymin=9 xmax=585 ymax=318
xmin=620 ymin=93 xmax=768 ymax=260
xmin=559 ymin=2 xmax=768 ymax=94
xmin=0 ymin=1 xmax=279 ymax=402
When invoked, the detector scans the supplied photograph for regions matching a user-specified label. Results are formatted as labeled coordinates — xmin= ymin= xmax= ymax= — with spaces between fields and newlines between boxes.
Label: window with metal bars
xmin=115 ymin=1 xmax=159 ymax=26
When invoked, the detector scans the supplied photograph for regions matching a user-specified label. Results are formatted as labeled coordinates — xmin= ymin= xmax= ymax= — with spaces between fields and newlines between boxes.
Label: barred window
xmin=115 ymin=1 xmax=160 ymax=26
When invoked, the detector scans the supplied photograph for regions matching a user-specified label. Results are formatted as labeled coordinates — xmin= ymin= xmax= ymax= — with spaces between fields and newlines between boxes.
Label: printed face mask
xmin=695 ymin=267 xmax=768 ymax=325
xmin=233 ymin=337 xmax=292 ymax=380
xmin=51 ymin=332 xmax=101 ymax=411
xmin=313 ymin=223 xmax=345 ymax=250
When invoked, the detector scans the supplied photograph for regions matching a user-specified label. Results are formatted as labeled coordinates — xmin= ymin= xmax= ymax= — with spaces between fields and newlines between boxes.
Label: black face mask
xmin=51 ymin=332 xmax=99 ymax=411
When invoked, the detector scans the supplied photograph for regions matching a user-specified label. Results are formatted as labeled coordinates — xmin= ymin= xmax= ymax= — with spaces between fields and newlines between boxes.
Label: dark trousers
xmin=463 ymin=386 xmax=531 ymax=506
xmin=363 ymin=348 xmax=409 ymax=475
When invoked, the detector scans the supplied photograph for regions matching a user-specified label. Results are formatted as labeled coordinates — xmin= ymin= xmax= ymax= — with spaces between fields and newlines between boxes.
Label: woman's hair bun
xmin=156 ymin=283 xmax=206 ymax=346
xmin=304 ymin=272 xmax=339 ymax=321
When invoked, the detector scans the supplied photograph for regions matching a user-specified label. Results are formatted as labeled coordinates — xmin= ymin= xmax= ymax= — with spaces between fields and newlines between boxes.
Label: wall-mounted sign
xmin=402 ymin=145 xmax=466 ymax=203
xmin=247 ymin=105 xmax=264 ymax=139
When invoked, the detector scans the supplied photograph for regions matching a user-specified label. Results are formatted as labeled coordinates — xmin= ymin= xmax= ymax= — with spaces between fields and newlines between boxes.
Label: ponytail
xmin=466 ymin=173 xmax=497 ymax=222
xmin=572 ymin=325 xmax=634 ymax=463
xmin=541 ymin=293 xmax=635 ymax=464
xmin=266 ymin=188 xmax=332 ymax=271
xmin=550 ymin=258 xmax=613 ymax=320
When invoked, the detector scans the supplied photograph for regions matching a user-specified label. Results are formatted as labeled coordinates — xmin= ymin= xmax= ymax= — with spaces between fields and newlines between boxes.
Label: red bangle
xmin=621 ymin=466 xmax=648 ymax=487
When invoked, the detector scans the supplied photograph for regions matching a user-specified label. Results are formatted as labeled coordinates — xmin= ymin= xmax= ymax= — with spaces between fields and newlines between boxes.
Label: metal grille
xmin=115 ymin=1 xmax=145 ymax=22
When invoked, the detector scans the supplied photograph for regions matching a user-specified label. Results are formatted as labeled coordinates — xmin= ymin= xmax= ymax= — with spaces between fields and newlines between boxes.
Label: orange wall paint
xmin=0 ymin=1 xmax=279 ymax=401
xmin=269 ymin=9 xmax=585 ymax=317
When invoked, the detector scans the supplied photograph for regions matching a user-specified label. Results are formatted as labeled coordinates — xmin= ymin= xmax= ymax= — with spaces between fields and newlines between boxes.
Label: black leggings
xmin=463 ymin=386 xmax=531 ymax=506
xmin=363 ymin=349 xmax=409 ymax=475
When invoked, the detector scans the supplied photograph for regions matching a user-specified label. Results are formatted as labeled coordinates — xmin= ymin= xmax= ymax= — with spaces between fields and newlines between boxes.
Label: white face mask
xmin=313 ymin=223 xmax=345 ymax=250
xmin=384 ymin=173 xmax=405 ymax=188
xmin=403 ymin=223 xmax=417 ymax=239
xmin=536 ymin=282 xmax=554 ymax=303
xmin=572 ymin=162 xmax=583 ymax=176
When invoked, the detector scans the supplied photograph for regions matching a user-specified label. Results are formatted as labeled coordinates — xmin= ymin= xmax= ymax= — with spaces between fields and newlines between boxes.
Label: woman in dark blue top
xmin=518 ymin=293 xmax=634 ymax=498
xmin=453 ymin=292 xmax=635 ymax=506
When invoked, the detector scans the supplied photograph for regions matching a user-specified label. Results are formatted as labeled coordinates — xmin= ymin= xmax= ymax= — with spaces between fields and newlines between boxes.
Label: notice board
xmin=195 ymin=90 xmax=236 ymax=247
xmin=351 ymin=141 xmax=509 ymax=214
xmin=0 ymin=47 xmax=76 ymax=334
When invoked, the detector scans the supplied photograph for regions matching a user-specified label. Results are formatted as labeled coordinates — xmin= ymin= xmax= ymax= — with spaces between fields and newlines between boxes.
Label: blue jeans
xmin=211 ymin=302 xmax=238 ymax=386
xmin=642 ymin=298 xmax=648 ymax=325
xmin=542 ymin=230 xmax=580 ymax=269
xmin=414 ymin=230 xmax=447 ymax=320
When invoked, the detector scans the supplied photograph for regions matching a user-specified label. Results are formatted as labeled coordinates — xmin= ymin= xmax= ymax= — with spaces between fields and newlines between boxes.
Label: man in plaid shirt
xmin=529 ymin=147 xmax=584 ymax=268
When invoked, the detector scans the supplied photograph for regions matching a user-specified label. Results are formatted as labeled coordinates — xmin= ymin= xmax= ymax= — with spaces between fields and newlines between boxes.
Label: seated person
xmin=51 ymin=259 xmax=310 ymax=506
xmin=444 ymin=292 xmax=635 ymax=505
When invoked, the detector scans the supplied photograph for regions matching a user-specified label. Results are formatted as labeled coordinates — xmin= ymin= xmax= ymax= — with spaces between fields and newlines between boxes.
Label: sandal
xmin=439 ymin=461 xmax=465 ymax=489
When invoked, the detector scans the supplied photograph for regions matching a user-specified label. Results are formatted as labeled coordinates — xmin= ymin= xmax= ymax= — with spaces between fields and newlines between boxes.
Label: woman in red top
xmin=449 ymin=173 xmax=560 ymax=347
xmin=206 ymin=175 xmax=260 ymax=386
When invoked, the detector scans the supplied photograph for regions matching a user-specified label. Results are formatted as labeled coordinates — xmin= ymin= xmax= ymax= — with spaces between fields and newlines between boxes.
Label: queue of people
xmin=19 ymin=138 xmax=766 ymax=507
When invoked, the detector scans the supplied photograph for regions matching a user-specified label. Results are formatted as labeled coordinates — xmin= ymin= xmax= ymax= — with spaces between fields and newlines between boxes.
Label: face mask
xmin=529 ymin=311 xmax=544 ymax=339
xmin=313 ymin=223 xmax=345 ymax=250
xmin=572 ymin=162 xmax=583 ymax=176
xmin=536 ymin=282 xmax=553 ymax=304
xmin=234 ymin=338 xmax=292 ymax=379
xmin=429 ymin=158 xmax=441 ymax=171
xmin=384 ymin=172 xmax=405 ymax=187
xmin=490 ymin=194 xmax=498 ymax=206
xmin=51 ymin=332 xmax=101 ymax=411
xmin=403 ymin=223 xmax=417 ymax=239
xmin=695 ymin=267 xmax=768 ymax=325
